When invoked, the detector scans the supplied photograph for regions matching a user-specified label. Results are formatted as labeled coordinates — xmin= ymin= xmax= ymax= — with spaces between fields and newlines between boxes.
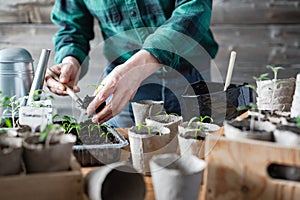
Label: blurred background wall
xmin=0 ymin=0 xmax=299 ymax=112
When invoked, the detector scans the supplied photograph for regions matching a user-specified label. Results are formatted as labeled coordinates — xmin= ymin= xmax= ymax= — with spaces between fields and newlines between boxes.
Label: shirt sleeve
xmin=142 ymin=0 xmax=218 ymax=69
xmin=51 ymin=0 xmax=94 ymax=65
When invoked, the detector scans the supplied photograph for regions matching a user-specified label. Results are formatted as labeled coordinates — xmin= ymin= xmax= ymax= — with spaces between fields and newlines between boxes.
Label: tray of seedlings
xmin=53 ymin=115 xmax=128 ymax=166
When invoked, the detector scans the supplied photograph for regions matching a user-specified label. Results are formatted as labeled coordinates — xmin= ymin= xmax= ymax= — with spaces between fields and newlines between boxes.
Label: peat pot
xmin=0 ymin=136 xmax=23 ymax=176
xmin=256 ymin=78 xmax=295 ymax=111
xmin=145 ymin=114 xmax=183 ymax=153
xmin=85 ymin=162 xmax=146 ymax=200
xmin=131 ymin=100 xmax=164 ymax=125
xmin=291 ymin=74 xmax=300 ymax=118
xmin=150 ymin=153 xmax=206 ymax=200
xmin=128 ymin=126 xmax=172 ymax=175
xmin=178 ymin=121 xmax=220 ymax=159
xmin=23 ymin=133 xmax=76 ymax=173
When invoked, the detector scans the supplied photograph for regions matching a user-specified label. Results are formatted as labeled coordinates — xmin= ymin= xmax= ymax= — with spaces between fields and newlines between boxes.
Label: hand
xmin=45 ymin=56 xmax=81 ymax=95
xmin=86 ymin=50 xmax=162 ymax=124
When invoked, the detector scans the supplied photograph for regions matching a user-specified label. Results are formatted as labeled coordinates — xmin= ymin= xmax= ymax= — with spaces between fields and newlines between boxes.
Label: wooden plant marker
xmin=204 ymin=136 xmax=300 ymax=200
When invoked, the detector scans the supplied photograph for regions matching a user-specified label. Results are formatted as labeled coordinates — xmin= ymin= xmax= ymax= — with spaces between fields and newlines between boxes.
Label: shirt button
xmin=130 ymin=11 xmax=136 ymax=17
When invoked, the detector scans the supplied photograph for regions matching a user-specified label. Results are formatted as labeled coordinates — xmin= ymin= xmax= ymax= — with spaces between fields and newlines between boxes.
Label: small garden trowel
xmin=46 ymin=68 xmax=105 ymax=112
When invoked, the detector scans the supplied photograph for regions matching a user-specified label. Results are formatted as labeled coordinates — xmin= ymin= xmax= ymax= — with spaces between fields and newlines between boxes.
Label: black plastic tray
xmin=181 ymin=81 xmax=252 ymax=125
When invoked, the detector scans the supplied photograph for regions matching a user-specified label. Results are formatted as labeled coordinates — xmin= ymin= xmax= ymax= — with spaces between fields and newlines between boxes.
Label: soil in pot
xmin=248 ymin=110 xmax=292 ymax=125
xmin=224 ymin=118 xmax=276 ymax=141
xmin=0 ymin=117 xmax=32 ymax=137
xmin=0 ymin=136 xmax=23 ymax=176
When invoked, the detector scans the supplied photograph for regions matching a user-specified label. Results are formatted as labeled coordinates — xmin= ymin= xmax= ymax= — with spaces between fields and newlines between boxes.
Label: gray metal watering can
xmin=0 ymin=47 xmax=51 ymax=117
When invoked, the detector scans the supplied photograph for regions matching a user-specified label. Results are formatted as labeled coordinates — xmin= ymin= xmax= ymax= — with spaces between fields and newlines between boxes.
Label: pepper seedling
xmin=187 ymin=116 xmax=213 ymax=140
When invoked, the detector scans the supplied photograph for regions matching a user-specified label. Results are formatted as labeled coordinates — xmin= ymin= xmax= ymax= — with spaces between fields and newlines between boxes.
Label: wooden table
xmin=80 ymin=127 xmax=224 ymax=200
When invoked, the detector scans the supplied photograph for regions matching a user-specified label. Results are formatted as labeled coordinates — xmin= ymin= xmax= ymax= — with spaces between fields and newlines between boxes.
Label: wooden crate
xmin=0 ymin=156 xmax=83 ymax=200
xmin=204 ymin=136 xmax=300 ymax=200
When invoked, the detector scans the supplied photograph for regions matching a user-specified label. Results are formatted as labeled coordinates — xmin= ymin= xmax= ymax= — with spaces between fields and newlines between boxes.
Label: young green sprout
xmin=87 ymin=123 xmax=100 ymax=137
xmin=99 ymin=124 xmax=113 ymax=143
xmin=31 ymin=89 xmax=54 ymax=103
xmin=296 ymin=117 xmax=300 ymax=128
xmin=0 ymin=95 xmax=24 ymax=128
xmin=253 ymin=73 xmax=269 ymax=82
xmin=187 ymin=116 xmax=213 ymax=140
xmin=38 ymin=123 xmax=63 ymax=142
xmin=266 ymin=65 xmax=284 ymax=81
xmin=52 ymin=114 xmax=82 ymax=138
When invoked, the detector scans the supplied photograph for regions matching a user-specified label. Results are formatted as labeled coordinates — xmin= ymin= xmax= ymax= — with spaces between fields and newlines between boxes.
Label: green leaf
xmin=245 ymin=84 xmax=257 ymax=91
xmin=296 ymin=117 xmax=300 ymax=128
xmin=4 ymin=118 xmax=12 ymax=128
xmin=253 ymin=73 xmax=269 ymax=81
xmin=237 ymin=106 xmax=248 ymax=111
xmin=199 ymin=115 xmax=213 ymax=123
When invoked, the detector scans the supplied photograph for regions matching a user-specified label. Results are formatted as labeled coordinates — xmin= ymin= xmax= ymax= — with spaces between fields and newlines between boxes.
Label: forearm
xmin=51 ymin=0 xmax=94 ymax=65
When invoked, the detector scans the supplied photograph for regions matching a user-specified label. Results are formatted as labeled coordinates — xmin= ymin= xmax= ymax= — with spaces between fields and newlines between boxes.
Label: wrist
xmin=62 ymin=56 xmax=81 ymax=69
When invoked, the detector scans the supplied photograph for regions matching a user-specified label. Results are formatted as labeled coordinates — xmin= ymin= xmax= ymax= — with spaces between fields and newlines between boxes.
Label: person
xmin=46 ymin=0 xmax=218 ymax=128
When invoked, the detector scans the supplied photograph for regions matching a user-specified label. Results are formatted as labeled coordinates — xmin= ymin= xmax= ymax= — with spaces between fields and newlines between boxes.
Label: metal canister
xmin=0 ymin=47 xmax=34 ymax=99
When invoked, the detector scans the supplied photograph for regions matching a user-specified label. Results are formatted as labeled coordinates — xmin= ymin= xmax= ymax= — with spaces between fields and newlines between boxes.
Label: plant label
xmin=19 ymin=106 xmax=50 ymax=132
xmin=26 ymin=99 xmax=53 ymax=113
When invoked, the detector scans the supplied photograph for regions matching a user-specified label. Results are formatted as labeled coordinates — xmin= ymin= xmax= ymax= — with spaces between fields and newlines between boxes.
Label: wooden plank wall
xmin=0 ymin=0 xmax=299 ymax=87
xmin=211 ymin=0 xmax=300 ymax=84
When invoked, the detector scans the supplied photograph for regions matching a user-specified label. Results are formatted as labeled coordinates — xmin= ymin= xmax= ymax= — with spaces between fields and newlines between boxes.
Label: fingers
xmin=90 ymin=88 xmax=131 ymax=124
xmin=45 ymin=73 xmax=68 ymax=95
xmin=86 ymin=85 xmax=112 ymax=115
xmin=60 ymin=65 xmax=73 ymax=83
xmin=45 ymin=63 xmax=80 ymax=95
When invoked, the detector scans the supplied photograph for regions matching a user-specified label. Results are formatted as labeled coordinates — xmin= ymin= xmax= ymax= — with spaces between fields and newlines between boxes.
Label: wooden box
xmin=204 ymin=136 xmax=300 ymax=200
xmin=0 ymin=156 xmax=83 ymax=200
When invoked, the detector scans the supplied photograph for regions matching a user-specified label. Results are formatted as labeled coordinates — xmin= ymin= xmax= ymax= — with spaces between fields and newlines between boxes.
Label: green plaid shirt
xmin=51 ymin=0 xmax=218 ymax=70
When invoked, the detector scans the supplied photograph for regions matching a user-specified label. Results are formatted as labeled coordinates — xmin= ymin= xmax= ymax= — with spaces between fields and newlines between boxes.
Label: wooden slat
xmin=0 ymin=1 xmax=54 ymax=24
xmin=211 ymin=62 xmax=300 ymax=85
xmin=204 ymin=136 xmax=300 ymax=200
xmin=212 ymin=0 xmax=300 ymax=24
xmin=0 ymin=157 xmax=83 ymax=200
xmin=211 ymin=25 xmax=300 ymax=47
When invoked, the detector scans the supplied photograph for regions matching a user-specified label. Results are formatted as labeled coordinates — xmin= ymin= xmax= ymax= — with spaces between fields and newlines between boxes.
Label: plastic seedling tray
xmin=72 ymin=122 xmax=128 ymax=166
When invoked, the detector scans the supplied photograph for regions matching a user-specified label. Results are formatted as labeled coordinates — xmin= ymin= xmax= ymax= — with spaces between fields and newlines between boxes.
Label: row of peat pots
xmin=1 ymin=70 xmax=300 ymax=200
xmin=104 ymin=69 xmax=300 ymax=200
